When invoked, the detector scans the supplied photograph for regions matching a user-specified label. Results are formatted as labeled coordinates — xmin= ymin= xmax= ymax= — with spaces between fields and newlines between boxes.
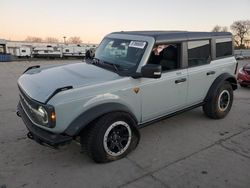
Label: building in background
xmin=0 ymin=39 xmax=12 ymax=62
xmin=4 ymin=40 xmax=98 ymax=59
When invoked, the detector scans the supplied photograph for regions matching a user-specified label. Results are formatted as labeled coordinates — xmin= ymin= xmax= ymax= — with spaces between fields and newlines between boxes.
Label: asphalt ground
xmin=0 ymin=59 xmax=250 ymax=188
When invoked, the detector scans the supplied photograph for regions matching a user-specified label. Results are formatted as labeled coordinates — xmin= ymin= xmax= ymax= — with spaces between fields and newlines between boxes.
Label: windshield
xmin=94 ymin=38 xmax=147 ymax=71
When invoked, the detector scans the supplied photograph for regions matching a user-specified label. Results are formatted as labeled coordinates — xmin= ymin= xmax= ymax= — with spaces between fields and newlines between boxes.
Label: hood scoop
xmin=45 ymin=86 xmax=73 ymax=104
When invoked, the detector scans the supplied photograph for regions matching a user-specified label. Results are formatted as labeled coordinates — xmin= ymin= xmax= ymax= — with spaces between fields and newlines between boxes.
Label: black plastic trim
xmin=23 ymin=65 xmax=40 ymax=74
xmin=138 ymin=102 xmax=205 ymax=128
xmin=45 ymin=86 xmax=73 ymax=104
xmin=234 ymin=62 xmax=238 ymax=75
xmin=204 ymin=73 xmax=237 ymax=103
xmin=65 ymin=103 xmax=137 ymax=136
xmin=17 ymin=102 xmax=72 ymax=147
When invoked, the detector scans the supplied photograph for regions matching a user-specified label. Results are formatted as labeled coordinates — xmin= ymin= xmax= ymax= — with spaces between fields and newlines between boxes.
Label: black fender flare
xmin=204 ymin=73 xmax=237 ymax=103
xmin=64 ymin=103 xmax=139 ymax=136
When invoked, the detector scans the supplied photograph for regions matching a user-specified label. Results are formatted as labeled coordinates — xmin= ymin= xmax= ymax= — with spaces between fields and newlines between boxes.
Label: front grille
xmin=19 ymin=86 xmax=43 ymax=126
xmin=20 ymin=95 xmax=36 ymax=123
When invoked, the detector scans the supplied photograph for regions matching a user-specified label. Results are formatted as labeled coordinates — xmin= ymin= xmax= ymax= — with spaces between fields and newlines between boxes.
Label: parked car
xmin=237 ymin=64 xmax=250 ymax=87
xmin=235 ymin=55 xmax=244 ymax=60
xmin=17 ymin=31 xmax=238 ymax=163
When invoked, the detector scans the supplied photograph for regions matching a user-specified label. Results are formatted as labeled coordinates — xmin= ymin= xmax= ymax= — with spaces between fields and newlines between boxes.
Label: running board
xmin=138 ymin=102 xmax=205 ymax=129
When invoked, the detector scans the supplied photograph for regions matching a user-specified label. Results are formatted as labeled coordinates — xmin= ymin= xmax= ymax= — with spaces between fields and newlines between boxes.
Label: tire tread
xmin=80 ymin=112 xmax=139 ymax=163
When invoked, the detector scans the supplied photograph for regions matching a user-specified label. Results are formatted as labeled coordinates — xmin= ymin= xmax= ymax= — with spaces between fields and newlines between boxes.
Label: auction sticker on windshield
xmin=129 ymin=41 xmax=146 ymax=49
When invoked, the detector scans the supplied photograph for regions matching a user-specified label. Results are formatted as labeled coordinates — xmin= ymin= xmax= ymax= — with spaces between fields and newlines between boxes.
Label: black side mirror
xmin=85 ymin=49 xmax=95 ymax=60
xmin=141 ymin=64 xmax=162 ymax=78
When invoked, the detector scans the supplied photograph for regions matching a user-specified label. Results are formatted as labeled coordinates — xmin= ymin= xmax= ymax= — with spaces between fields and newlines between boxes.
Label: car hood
xmin=243 ymin=64 xmax=250 ymax=70
xmin=243 ymin=64 xmax=250 ymax=75
xmin=18 ymin=63 xmax=121 ymax=103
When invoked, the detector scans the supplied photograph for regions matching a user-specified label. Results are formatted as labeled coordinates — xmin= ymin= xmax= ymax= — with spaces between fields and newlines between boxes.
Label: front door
xmin=141 ymin=69 xmax=188 ymax=122
xmin=140 ymin=43 xmax=188 ymax=122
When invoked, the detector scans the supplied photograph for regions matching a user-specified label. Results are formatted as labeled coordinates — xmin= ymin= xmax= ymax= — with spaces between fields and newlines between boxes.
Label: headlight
xmin=30 ymin=105 xmax=51 ymax=126
xmin=32 ymin=105 xmax=56 ymax=128
xmin=37 ymin=106 xmax=49 ymax=124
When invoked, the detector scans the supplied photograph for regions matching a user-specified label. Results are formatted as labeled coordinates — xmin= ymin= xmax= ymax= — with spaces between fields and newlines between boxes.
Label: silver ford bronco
xmin=17 ymin=31 xmax=238 ymax=163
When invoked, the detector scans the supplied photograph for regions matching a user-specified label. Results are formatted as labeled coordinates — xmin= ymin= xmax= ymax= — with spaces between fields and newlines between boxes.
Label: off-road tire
xmin=203 ymin=82 xmax=233 ymax=119
xmin=80 ymin=112 xmax=140 ymax=163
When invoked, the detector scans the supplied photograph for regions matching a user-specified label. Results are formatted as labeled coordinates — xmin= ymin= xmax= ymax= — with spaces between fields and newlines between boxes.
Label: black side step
xmin=138 ymin=102 xmax=205 ymax=129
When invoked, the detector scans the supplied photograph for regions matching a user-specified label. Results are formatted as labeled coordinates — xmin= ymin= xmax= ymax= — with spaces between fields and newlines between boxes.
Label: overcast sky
xmin=1 ymin=0 xmax=250 ymax=43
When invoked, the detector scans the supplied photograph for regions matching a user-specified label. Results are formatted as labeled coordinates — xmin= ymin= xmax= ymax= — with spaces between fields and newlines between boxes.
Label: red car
xmin=237 ymin=64 xmax=250 ymax=87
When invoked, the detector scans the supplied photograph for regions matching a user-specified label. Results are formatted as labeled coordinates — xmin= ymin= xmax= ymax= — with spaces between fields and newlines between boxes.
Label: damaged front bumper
xmin=17 ymin=102 xmax=72 ymax=148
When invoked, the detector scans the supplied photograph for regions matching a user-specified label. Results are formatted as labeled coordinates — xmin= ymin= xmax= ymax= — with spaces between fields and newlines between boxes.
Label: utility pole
xmin=63 ymin=36 xmax=66 ymax=44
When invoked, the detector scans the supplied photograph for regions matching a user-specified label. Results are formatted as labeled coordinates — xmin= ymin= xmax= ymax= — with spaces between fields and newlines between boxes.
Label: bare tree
xmin=25 ymin=36 xmax=43 ymax=43
xmin=212 ymin=25 xmax=228 ymax=32
xmin=44 ymin=37 xmax=59 ymax=43
xmin=212 ymin=25 xmax=222 ymax=32
xmin=230 ymin=20 xmax=250 ymax=48
xmin=222 ymin=26 xmax=228 ymax=32
xmin=68 ymin=37 xmax=82 ymax=44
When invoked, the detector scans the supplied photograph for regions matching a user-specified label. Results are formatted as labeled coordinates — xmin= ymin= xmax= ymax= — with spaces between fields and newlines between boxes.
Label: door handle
xmin=175 ymin=78 xmax=187 ymax=84
xmin=206 ymin=71 xmax=216 ymax=76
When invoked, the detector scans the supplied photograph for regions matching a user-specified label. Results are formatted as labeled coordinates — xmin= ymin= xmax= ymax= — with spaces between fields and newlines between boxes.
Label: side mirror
xmin=141 ymin=64 xmax=162 ymax=78
xmin=85 ymin=49 xmax=95 ymax=60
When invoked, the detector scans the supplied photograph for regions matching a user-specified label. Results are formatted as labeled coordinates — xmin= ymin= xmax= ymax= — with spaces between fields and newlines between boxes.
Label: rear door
xmin=186 ymin=40 xmax=216 ymax=105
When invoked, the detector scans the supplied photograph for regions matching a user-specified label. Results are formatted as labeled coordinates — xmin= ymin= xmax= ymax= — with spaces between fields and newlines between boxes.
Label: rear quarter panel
xmin=187 ymin=56 xmax=237 ymax=105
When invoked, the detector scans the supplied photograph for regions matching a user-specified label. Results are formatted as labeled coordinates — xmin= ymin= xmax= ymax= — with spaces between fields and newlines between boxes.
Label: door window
xmin=216 ymin=38 xmax=232 ymax=58
xmin=148 ymin=43 xmax=181 ymax=72
xmin=188 ymin=40 xmax=211 ymax=67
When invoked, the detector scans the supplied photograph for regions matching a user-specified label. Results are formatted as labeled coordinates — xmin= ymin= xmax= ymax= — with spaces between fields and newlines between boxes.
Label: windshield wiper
xmin=91 ymin=58 xmax=120 ymax=74
xmin=85 ymin=57 xmax=99 ymax=64
xmin=104 ymin=61 xmax=120 ymax=73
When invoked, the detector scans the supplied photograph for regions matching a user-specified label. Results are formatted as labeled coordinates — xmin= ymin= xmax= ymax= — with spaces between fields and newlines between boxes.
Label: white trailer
xmin=62 ymin=45 xmax=87 ymax=57
xmin=32 ymin=46 xmax=62 ymax=58
xmin=15 ymin=47 xmax=32 ymax=58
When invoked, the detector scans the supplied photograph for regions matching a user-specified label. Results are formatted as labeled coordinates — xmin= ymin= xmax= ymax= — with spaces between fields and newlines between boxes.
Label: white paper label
xmin=129 ymin=41 xmax=146 ymax=49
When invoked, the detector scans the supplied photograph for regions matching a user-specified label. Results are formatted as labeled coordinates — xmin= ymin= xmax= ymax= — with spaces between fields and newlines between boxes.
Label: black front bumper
xmin=17 ymin=102 xmax=73 ymax=148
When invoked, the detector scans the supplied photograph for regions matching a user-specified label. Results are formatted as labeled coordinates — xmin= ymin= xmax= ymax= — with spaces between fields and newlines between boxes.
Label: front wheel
xmin=203 ymin=82 xmax=233 ymax=119
xmin=81 ymin=112 xmax=140 ymax=163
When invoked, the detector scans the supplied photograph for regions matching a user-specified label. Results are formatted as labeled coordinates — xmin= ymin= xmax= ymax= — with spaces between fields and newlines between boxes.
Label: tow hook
xmin=16 ymin=109 xmax=21 ymax=117
xmin=27 ymin=132 xmax=34 ymax=140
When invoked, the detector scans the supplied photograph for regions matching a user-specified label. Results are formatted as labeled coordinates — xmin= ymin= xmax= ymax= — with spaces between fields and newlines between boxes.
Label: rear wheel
xmin=81 ymin=112 xmax=140 ymax=163
xmin=203 ymin=82 xmax=233 ymax=119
